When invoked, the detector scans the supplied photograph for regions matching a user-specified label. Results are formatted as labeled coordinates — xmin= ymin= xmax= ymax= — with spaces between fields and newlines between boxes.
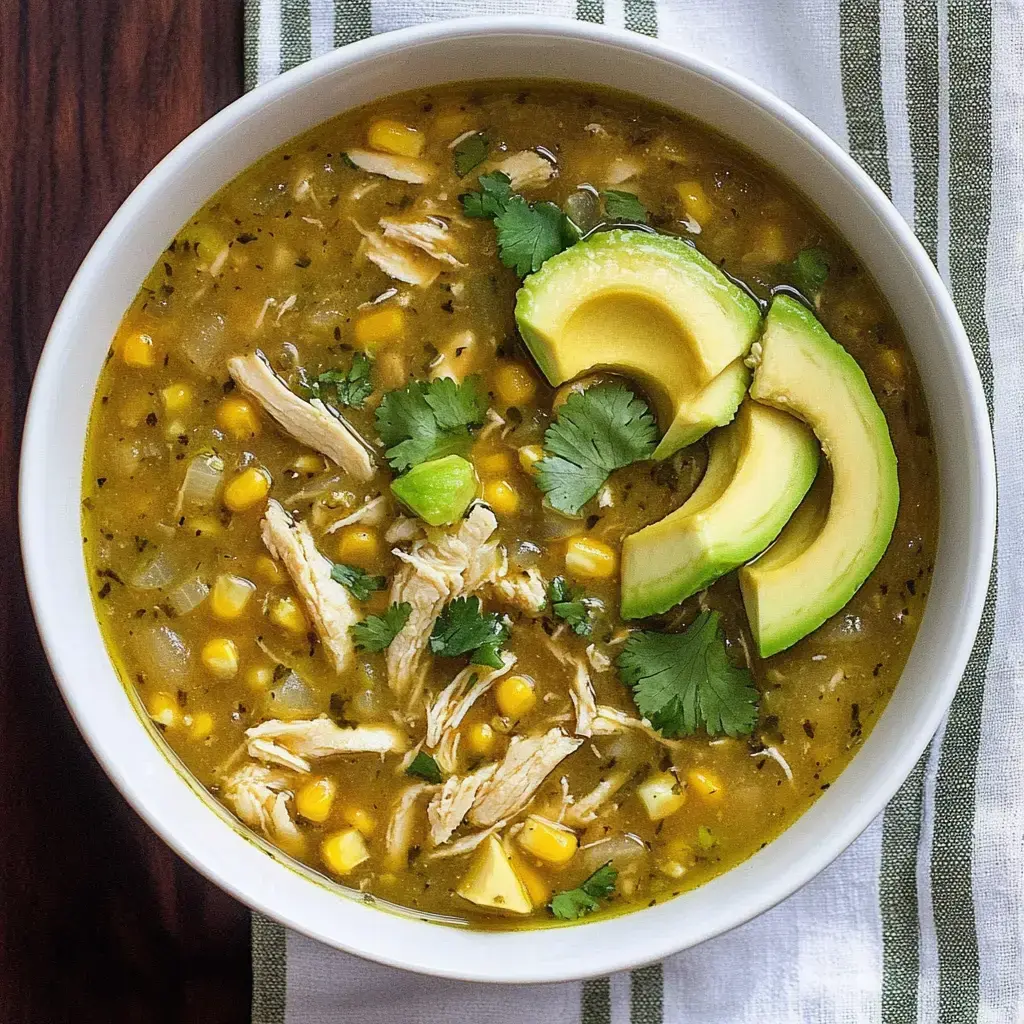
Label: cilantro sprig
xmin=549 ymin=862 xmax=618 ymax=920
xmin=461 ymin=171 xmax=570 ymax=275
xmin=330 ymin=563 xmax=386 ymax=602
xmin=429 ymin=596 xmax=510 ymax=668
xmin=536 ymin=383 xmax=659 ymax=515
xmin=787 ymin=247 xmax=830 ymax=299
xmin=375 ymin=376 xmax=488 ymax=472
xmin=351 ymin=602 xmax=412 ymax=652
xmin=549 ymin=576 xmax=593 ymax=636
xmin=616 ymin=611 xmax=760 ymax=738
xmin=453 ymin=132 xmax=490 ymax=177
xmin=601 ymin=189 xmax=649 ymax=224
xmin=310 ymin=352 xmax=374 ymax=409
xmin=405 ymin=751 xmax=443 ymax=784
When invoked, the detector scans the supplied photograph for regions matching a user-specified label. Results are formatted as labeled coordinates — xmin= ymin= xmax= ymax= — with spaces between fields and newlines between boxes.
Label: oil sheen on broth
xmin=82 ymin=82 xmax=938 ymax=928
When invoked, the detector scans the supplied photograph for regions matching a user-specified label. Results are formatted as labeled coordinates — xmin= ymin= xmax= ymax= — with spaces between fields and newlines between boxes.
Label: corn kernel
xmin=269 ymin=595 xmax=308 ymax=634
xmin=223 ymin=466 xmax=271 ymax=512
xmin=336 ymin=526 xmax=381 ymax=566
xmin=367 ymin=119 xmax=425 ymax=158
xmin=201 ymin=638 xmax=239 ymax=679
xmin=517 ymin=444 xmax=544 ymax=475
xmin=494 ymin=363 xmax=538 ymax=406
xmin=342 ymin=806 xmax=377 ymax=837
xmin=162 ymin=382 xmax=193 ymax=412
xmin=687 ymin=769 xmax=723 ymax=802
xmin=255 ymin=554 xmax=284 ymax=583
xmin=121 ymin=332 xmax=157 ymax=368
xmin=637 ymin=771 xmax=687 ymax=821
xmin=296 ymin=777 xmax=337 ymax=823
xmin=676 ymin=180 xmax=713 ymax=225
xmin=189 ymin=711 xmax=214 ymax=742
xmin=321 ymin=828 xmax=371 ymax=876
xmin=210 ymin=573 xmax=256 ymax=620
xmin=216 ymin=396 xmax=261 ymax=440
xmin=483 ymin=479 xmax=520 ymax=517
xmin=754 ymin=222 xmax=790 ymax=264
xmin=245 ymin=664 xmax=275 ymax=690
xmin=291 ymin=453 xmax=325 ymax=474
xmin=146 ymin=691 xmax=178 ymax=727
xmin=495 ymin=675 xmax=536 ymax=719
xmin=354 ymin=306 xmax=405 ymax=349
xmin=465 ymin=721 xmax=497 ymax=757
xmin=565 ymin=535 xmax=618 ymax=579
xmin=477 ymin=451 xmax=512 ymax=475
xmin=517 ymin=815 xmax=578 ymax=865
xmin=880 ymin=347 xmax=905 ymax=380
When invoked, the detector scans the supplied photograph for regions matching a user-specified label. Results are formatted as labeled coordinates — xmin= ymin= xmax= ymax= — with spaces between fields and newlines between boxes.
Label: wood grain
xmin=0 ymin=1 xmax=250 ymax=1020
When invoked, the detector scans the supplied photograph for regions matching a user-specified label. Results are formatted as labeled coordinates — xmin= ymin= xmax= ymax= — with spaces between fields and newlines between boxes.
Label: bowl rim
xmin=20 ymin=15 xmax=996 ymax=982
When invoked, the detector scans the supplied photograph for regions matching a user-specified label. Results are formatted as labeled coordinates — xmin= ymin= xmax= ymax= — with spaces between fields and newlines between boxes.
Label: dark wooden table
xmin=1 ymin=2 xmax=251 ymax=1020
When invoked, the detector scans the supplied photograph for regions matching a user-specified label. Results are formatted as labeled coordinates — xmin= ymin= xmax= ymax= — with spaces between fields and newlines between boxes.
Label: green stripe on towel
xmin=335 ymin=0 xmax=372 ymax=48
xmin=933 ymin=1 xmax=995 ymax=1020
xmin=252 ymin=912 xmax=288 ymax=1024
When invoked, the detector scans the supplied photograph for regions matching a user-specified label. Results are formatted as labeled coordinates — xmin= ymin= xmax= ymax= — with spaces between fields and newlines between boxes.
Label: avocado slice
xmin=739 ymin=295 xmax=899 ymax=657
xmin=620 ymin=400 xmax=819 ymax=619
xmin=390 ymin=455 xmax=479 ymax=526
xmin=515 ymin=229 xmax=761 ymax=457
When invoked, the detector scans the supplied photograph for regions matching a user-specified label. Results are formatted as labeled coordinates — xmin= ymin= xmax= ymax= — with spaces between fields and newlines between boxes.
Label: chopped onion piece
xmin=133 ymin=625 xmax=190 ymax=685
xmin=176 ymin=452 xmax=224 ymax=514
xmin=128 ymin=549 xmax=178 ymax=590
xmin=166 ymin=576 xmax=209 ymax=616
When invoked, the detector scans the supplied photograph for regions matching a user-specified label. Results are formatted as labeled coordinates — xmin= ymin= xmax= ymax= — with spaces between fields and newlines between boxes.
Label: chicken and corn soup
xmin=83 ymin=83 xmax=938 ymax=927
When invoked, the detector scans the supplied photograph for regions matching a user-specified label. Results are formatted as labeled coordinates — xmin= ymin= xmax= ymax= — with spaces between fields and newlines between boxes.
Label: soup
xmin=82 ymin=82 xmax=938 ymax=927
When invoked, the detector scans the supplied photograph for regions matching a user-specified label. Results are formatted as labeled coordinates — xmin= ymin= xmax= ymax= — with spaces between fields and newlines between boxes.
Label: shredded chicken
xmin=426 ymin=764 xmax=498 ymax=845
xmin=586 ymin=643 xmax=612 ymax=673
xmin=468 ymin=728 xmax=583 ymax=827
xmin=430 ymin=329 xmax=480 ymax=382
xmin=324 ymin=494 xmax=388 ymax=533
xmin=545 ymin=639 xmax=598 ymax=737
xmin=386 ymin=504 xmax=504 ymax=697
xmin=422 ymin=823 xmax=505 ymax=861
xmin=245 ymin=717 xmax=409 ymax=773
xmin=354 ymin=222 xmax=440 ymax=287
xmin=605 ymin=155 xmax=642 ymax=185
xmin=563 ymin=767 xmax=634 ymax=827
xmin=221 ymin=764 xmax=301 ymax=843
xmin=346 ymin=148 xmax=436 ymax=183
xmin=490 ymin=568 xmax=547 ymax=616
xmin=380 ymin=216 xmax=463 ymax=266
xmin=492 ymin=150 xmax=555 ymax=190
xmin=385 ymin=516 xmax=423 ymax=545
xmin=227 ymin=352 xmax=374 ymax=481
xmin=260 ymin=500 xmax=360 ymax=673
xmin=425 ymin=654 xmax=516 ymax=760
xmin=385 ymin=782 xmax=437 ymax=870
xmin=591 ymin=705 xmax=686 ymax=751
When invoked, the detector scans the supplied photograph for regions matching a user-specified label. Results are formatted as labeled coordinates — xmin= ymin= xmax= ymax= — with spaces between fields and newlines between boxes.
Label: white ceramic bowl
xmin=21 ymin=17 xmax=995 ymax=982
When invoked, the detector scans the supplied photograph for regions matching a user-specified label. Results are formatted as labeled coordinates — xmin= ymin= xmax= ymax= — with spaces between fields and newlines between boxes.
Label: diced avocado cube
xmin=390 ymin=455 xmax=479 ymax=526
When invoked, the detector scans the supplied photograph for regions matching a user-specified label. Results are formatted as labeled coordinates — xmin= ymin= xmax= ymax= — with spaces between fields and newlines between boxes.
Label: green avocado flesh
xmin=514 ymin=229 xmax=761 ymax=458
xmin=390 ymin=455 xmax=479 ymax=526
xmin=620 ymin=400 xmax=819 ymax=619
xmin=739 ymin=295 xmax=899 ymax=657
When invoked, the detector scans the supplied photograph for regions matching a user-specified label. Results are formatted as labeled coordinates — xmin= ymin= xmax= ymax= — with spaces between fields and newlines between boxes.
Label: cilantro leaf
xmin=453 ymin=132 xmax=490 ymax=177
xmin=549 ymin=576 xmax=593 ymax=636
xmin=616 ymin=611 xmax=760 ymax=738
xmin=351 ymin=602 xmax=412 ymax=652
xmin=602 ymin=189 xmax=649 ymax=223
xmin=788 ymin=247 xmax=830 ymax=298
xmin=536 ymin=383 xmax=659 ymax=514
xmin=313 ymin=352 xmax=374 ymax=409
xmin=375 ymin=376 xmax=488 ymax=471
xmin=429 ymin=596 xmax=510 ymax=667
xmin=549 ymin=862 xmax=618 ymax=920
xmin=494 ymin=197 xmax=569 ymax=275
xmin=406 ymin=751 xmax=443 ymax=784
xmin=330 ymin=562 xmax=386 ymax=601
xmin=460 ymin=171 xmax=514 ymax=219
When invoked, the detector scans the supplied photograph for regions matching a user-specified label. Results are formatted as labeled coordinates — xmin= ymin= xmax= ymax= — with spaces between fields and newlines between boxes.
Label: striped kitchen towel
xmin=247 ymin=2 xmax=1022 ymax=1022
